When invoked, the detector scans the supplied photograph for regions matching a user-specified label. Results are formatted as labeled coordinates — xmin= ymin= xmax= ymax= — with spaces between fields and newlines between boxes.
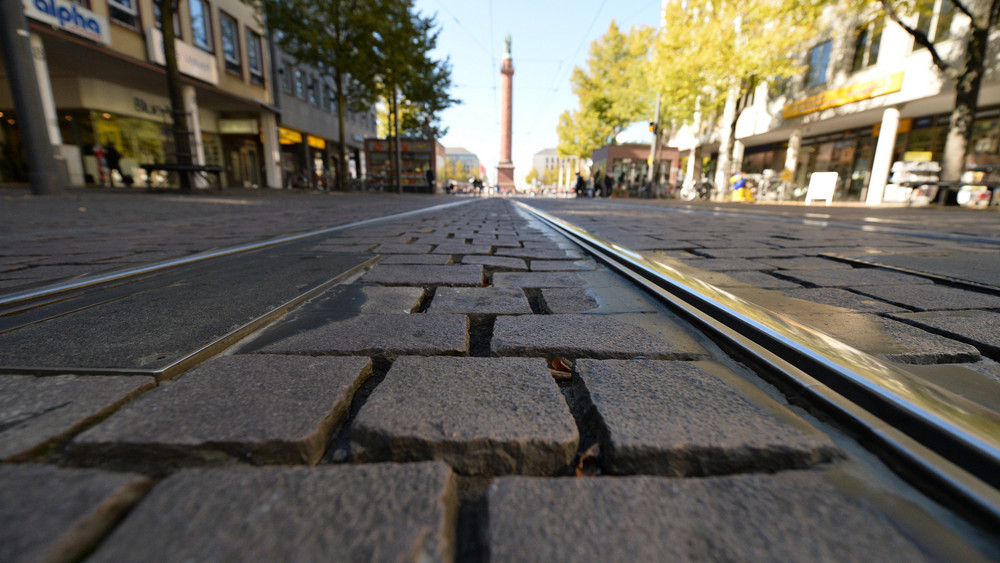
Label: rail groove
xmin=516 ymin=200 xmax=1000 ymax=526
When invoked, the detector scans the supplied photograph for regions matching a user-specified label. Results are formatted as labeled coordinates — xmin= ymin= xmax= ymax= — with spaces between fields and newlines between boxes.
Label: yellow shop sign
xmin=783 ymin=72 xmax=903 ymax=119
xmin=307 ymin=135 xmax=326 ymax=149
xmin=279 ymin=127 xmax=303 ymax=145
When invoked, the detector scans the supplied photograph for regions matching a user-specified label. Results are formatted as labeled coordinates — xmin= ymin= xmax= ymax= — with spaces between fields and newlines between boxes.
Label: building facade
xmin=444 ymin=146 xmax=481 ymax=179
xmin=270 ymin=50 xmax=376 ymax=188
xmin=669 ymin=3 xmax=1000 ymax=204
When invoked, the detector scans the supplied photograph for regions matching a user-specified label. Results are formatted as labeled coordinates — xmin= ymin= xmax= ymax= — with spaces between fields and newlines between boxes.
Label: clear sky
xmin=414 ymin=0 xmax=661 ymax=186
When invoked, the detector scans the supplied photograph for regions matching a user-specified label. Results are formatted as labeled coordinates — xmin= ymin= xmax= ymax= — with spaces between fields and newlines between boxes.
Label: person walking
xmin=574 ymin=173 xmax=586 ymax=198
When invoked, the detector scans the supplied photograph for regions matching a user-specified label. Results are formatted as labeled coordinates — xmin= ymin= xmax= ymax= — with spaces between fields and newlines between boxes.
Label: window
xmin=294 ymin=68 xmax=305 ymax=99
xmin=219 ymin=12 xmax=241 ymax=75
xmin=190 ymin=0 xmax=214 ymax=52
xmin=806 ymin=40 xmax=832 ymax=87
xmin=109 ymin=0 xmax=138 ymax=28
xmin=322 ymin=84 xmax=332 ymax=112
xmin=308 ymin=76 xmax=319 ymax=106
xmin=246 ymin=29 xmax=264 ymax=86
xmin=915 ymin=0 xmax=955 ymax=46
xmin=280 ymin=60 xmax=292 ymax=93
xmin=153 ymin=1 xmax=181 ymax=36
xmin=851 ymin=19 xmax=883 ymax=72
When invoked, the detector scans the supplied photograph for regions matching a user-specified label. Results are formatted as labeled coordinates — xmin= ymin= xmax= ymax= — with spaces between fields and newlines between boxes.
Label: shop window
xmin=851 ymin=19 xmax=883 ymax=72
xmin=806 ymin=40 xmax=831 ymax=87
xmin=190 ymin=0 xmax=214 ymax=53
xmin=295 ymin=69 xmax=306 ymax=99
xmin=109 ymin=0 xmax=138 ymax=29
xmin=219 ymin=12 xmax=242 ymax=76
xmin=280 ymin=60 xmax=293 ymax=94
xmin=915 ymin=0 xmax=956 ymax=48
xmin=153 ymin=1 xmax=182 ymax=36
xmin=246 ymin=29 xmax=264 ymax=86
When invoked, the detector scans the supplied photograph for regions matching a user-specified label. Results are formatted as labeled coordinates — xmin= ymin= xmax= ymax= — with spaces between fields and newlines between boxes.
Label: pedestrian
xmin=574 ymin=173 xmax=585 ymax=198
xmin=603 ymin=172 xmax=613 ymax=198
xmin=104 ymin=142 xmax=131 ymax=186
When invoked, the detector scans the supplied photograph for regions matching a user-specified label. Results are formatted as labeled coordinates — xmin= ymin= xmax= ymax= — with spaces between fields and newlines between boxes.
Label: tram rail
xmin=516 ymin=200 xmax=1000 ymax=526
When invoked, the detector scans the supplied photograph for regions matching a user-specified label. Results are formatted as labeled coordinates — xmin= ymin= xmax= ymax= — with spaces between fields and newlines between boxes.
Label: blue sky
xmin=414 ymin=0 xmax=661 ymax=185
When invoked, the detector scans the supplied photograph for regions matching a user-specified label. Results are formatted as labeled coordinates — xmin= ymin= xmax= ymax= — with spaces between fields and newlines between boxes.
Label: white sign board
xmin=805 ymin=172 xmax=838 ymax=206
xmin=23 ymin=0 xmax=111 ymax=45
xmin=146 ymin=28 xmax=219 ymax=86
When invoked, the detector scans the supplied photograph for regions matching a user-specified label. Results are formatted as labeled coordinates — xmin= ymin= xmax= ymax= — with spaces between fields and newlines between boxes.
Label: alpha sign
xmin=23 ymin=0 xmax=112 ymax=45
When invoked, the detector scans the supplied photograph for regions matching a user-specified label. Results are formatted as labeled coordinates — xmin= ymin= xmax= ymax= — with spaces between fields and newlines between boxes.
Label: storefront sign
xmin=279 ymin=127 xmax=302 ymax=145
xmin=23 ymin=0 xmax=111 ymax=45
xmin=783 ymin=72 xmax=904 ymax=119
xmin=307 ymin=135 xmax=326 ymax=149
xmin=219 ymin=119 xmax=258 ymax=134
xmin=133 ymin=97 xmax=171 ymax=118
xmin=146 ymin=28 xmax=219 ymax=86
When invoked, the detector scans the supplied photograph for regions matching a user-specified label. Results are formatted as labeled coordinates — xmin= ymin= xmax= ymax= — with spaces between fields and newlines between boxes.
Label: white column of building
xmin=784 ymin=128 xmax=802 ymax=179
xmin=29 ymin=35 xmax=61 ymax=145
xmin=260 ymin=111 xmax=281 ymax=188
xmin=866 ymin=107 xmax=900 ymax=205
xmin=182 ymin=85 xmax=208 ymax=188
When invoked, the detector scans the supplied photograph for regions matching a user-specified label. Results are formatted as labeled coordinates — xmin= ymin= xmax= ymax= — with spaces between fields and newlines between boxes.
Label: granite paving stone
xmin=316 ymin=284 xmax=426 ymax=315
xmin=431 ymin=243 xmax=493 ymax=255
xmin=780 ymin=287 xmax=910 ymax=314
xmin=776 ymin=268 xmax=935 ymax=288
xmin=70 ymin=355 xmax=372 ymax=468
xmin=260 ymin=313 xmax=469 ymax=358
xmin=890 ymin=309 xmax=1000 ymax=360
xmin=540 ymin=287 xmax=662 ymax=314
xmin=575 ymin=359 xmax=839 ymax=475
xmin=0 ymin=374 xmax=156 ymax=461
xmin=372 ymin=243 xmax=433 ymax=254
xmin=352 ymin=356 xmax=579 ymax=476
xmin=852 ymin=284 xmax=1000 ymax=311
xmin=492 ymin=271 xmax=587 ymax=289
xmin=495 ymin=247 xmax=583 ymax=260
xmin=759 ymin=256 xmax=854 ymax=270
xmin=530 ymin=260 xmax=595 ymax=271
xmin=359 ymin=264 xmax=484 ymax=286
xmin=89 ymin=463 xmax=457 ymax=562
xmin=486 ymin=472 xmax=929 ymax=562
xmin=378 ymin=254 xmax=453 ymax=265
xmin=426 ymin=287 xmax=532 ymax=317
xmin=0 ymin=464 xmax=151 ymax=563
xmin=796 ymin=312 xmax=981 ymax=364
xmin=678 ymin=257 xmax=772 ymax=271
xmin=461 ymin=255 xmax=528 ymax=271
xmin=491 ymin=314 xmax=706 ymax=360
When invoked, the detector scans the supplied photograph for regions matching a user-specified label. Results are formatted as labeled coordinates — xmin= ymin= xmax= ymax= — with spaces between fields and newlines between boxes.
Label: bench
xmin=140 ymin=163 xmax=225 ymax=191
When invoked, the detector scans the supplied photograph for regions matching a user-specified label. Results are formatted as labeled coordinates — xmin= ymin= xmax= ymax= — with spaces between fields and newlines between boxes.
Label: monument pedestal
xmin=496 ymin=161 xmax=515 ymax=192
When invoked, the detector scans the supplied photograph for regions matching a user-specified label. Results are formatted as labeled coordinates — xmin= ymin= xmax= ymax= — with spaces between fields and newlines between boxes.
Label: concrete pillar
xmin=685 ymin=144 xmax=701 ymax=186
xmin=784 ymin=128 xmax=802 ymax=185
xmin=866 ymin=107 xmax=900 ymax=205
xmin=30 ymin=34 xmax=61 ymax=145
xmin=182 ymin=85 xmax=208 ymax=188
xmin=732 ymin=140 xmax=745 ymax=173
xmin=260 ymin=111 xmax=281 ymax=188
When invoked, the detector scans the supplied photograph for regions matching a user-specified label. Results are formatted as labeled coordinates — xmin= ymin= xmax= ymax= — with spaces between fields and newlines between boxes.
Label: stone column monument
xmin=496 ymin=34 xmax=515 ymax=192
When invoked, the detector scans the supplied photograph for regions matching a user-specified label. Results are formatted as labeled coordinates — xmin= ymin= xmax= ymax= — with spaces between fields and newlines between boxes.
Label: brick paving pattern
xmin=1 ymin=192 xmax=995 ymax=560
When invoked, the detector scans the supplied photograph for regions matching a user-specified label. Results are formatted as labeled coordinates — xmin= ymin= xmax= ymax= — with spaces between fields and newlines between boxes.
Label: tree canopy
xmin=557 ymin=21 xmax=655 ymax=158
xmin=243 ymin=0 xmax=455 ymax=190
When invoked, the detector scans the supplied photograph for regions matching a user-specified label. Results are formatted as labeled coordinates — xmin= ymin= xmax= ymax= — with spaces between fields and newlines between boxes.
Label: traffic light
xmin=648 ymin=121 xmax=655 ymax=133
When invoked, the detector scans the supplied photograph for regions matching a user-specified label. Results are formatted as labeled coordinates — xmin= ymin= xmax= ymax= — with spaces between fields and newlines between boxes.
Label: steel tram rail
xmin=516 ymin=200 xmax=1000 ymax=527
xmin=0 ymin=200 xmax=472 ymax=380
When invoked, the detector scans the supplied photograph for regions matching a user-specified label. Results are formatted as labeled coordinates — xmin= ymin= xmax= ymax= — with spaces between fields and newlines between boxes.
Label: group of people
xmin=574 ymin=172 xmax=614 ymax=198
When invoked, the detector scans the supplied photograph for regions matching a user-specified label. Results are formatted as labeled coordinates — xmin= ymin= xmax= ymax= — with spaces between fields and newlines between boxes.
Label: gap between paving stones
xmin=6 ymin=199 xmax=987 ymax=562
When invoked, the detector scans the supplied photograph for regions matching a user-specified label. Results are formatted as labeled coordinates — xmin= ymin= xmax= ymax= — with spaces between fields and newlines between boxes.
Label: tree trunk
xmin=940 ymin=19 xmax=988 ymax=187
xmin=161 ymin=0 xmax=192 ymax=191
xmin=335 ymin=70 xmax=348 ymax=192
xmin=392 ymin=87 xmax=403 ymax=194
xmin=713 ymin=86 xmax=740 ymax=194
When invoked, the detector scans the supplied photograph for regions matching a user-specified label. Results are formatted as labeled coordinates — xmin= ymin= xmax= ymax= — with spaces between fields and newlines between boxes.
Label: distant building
xmin=531 ymin=148 xmax=582 ymax=188
xmin=444 ymin=147 xmax=482 ymax=178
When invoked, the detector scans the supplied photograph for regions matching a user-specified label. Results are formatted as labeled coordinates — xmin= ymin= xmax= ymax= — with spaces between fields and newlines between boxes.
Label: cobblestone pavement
xmin=1 ymin=191 xmax=998 ymax=561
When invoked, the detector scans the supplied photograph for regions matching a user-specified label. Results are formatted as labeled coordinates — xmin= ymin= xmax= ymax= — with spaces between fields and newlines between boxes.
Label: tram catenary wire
xmin=515 ymin=200 xmax=1000 ymax=528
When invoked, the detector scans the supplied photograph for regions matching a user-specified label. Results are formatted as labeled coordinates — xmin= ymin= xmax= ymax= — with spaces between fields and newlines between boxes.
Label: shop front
xmin=365 ymin=138 xmax=443 ymax=193
xmin=591 ymin=143 xmax=680 ymax=196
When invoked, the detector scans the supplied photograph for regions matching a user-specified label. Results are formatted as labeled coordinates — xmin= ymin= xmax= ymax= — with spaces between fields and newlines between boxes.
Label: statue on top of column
xmin=504 ymin=34 xmax=511 ymax=59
